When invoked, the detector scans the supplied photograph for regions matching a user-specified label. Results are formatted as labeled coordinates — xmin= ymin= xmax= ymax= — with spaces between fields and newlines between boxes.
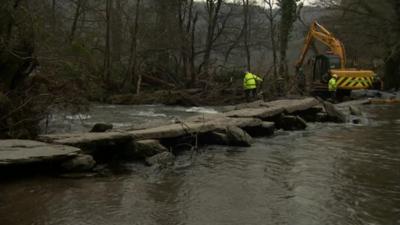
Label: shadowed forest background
xmin=1 ymin=0 xmax=400 ymax=138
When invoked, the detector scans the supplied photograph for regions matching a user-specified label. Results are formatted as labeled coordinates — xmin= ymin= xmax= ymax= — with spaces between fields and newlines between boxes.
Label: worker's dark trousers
xmin=245 ymin=88 xmax=257 ymax=102
xmin=330 ymin=91 xmax=336 ymax=102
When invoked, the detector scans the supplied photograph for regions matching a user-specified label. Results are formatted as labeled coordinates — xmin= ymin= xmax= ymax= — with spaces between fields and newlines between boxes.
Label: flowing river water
xmin=0 ymin=104 xmax=399 ymax=225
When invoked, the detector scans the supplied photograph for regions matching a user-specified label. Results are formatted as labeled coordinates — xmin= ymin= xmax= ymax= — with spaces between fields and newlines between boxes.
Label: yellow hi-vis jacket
xmin=243 ymin=72 xmax=263 ymax=90
xmin=328 ymin=77 xmax=337 ymax=91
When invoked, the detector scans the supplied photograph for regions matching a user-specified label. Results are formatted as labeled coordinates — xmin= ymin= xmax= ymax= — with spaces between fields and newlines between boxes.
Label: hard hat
xmin=332 ymin=74 xmax=338 ymax=78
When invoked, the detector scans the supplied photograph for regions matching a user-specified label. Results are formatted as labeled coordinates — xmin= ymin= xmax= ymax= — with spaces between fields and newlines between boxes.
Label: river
xmin=0 ymin=104 xmax=399 ymax=225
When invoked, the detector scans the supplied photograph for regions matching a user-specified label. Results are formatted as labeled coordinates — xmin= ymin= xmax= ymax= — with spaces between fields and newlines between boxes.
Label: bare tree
xmin=124 ymin=0 xmax=141 ymax=93
xmin=52 ymin=0 xmax=56 ymax=31
xmin=263 ymin=0 xmax=279 ymax=78
xmin=111 ymin=0 xmax=122 ymax=62
xmin=69 ymin=0 xmax=86 ymax=43
xmin=178 ymin=0 xmax=199 ymax=87
xmin=277 ymin=0 xmax=299 ymax=81
xmin=104 ymin=0 xmax=112 ymax=82
xmin=222 ymin=4 xmax=245 ymax=66
xmin=242 ymin=0 xmax=251 ymax=71
xmin=201 ymin=0 xmax=224 ymax=74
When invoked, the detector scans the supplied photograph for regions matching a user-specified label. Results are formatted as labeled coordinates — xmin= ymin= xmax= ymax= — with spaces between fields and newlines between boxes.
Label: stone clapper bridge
xmin=1 ymin=97 xmax=339 ymax=172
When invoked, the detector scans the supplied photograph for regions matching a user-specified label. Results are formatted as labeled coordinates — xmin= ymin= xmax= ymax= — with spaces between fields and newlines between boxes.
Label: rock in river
xmin=0 ymin=139 xmax=81 ymax=166
xmin=323 ymin=101 xmax=346 ymax=123
xmin=244 ymin=122 xmax=275 ymax=137
xmin=90 ymin=123 xmax=113 ymax=132
xmin=200 ymin=131 xmax=229 ymax=145
xmin=145 ymin=151 xmax=175 ymax=167
xmin=275 ymin=115 xmax=307 ymax=131
xmin=135 ymin=139 xmax=168 ymax=158
xmin=349 ymin=105 xmax=362 ymax=116
xmin=61 ymin=154 xmax=96 ymax=172
xmin=226 ymin=126 xmax=253 ymax=147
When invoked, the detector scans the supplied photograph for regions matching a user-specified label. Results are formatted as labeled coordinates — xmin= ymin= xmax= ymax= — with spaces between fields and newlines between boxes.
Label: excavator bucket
xmin=331 ymin=69 xmax=375 ymax=90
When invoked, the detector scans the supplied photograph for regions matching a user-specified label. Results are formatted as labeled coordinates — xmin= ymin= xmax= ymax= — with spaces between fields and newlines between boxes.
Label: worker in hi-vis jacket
xmin=243 ymin=71 xmax=263 ymax=102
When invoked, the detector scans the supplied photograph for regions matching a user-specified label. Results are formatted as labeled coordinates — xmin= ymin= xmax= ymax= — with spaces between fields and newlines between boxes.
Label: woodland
xmin=1 ymin=0 xmax=399 ymax=138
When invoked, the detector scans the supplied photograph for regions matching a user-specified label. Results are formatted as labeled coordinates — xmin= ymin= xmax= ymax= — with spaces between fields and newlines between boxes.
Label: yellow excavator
xmin=296 ymin=21 xmax=376 ymax=96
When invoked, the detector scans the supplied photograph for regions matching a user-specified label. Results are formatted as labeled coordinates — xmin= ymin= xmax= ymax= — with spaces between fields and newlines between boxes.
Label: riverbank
xmin=105 ymin=87 xmax=244 ymax=106
xmin=102 ymin=85 xmax=400 ymax=107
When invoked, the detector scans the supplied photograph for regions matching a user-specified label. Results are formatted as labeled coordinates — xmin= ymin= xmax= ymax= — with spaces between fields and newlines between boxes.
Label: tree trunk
xmin=3 ymin=0 xmax=22 ymax=46
xmin=383 ymin=0 xmax=400 ymax=90
xmin=69 ymin=0 xmax=83 ymax=42
xmin=242 ymin=0 xmax=251 ymax=71
xmin=189 ymin=12 xmax=198 ymax=87
xmin=264 ymin=0 xmax=279 ymax=95
xmin=136 ymin=72 xmax=142 ymax=95
xmin=223 ymin=21 xmax=245 ymax=65
xmin=265 ymin=0 xmax=278 ymax=78
xmin=178 ymin=0 xmax=191 ymax=86
xmin=178 ymin=0 xmax=198 ymax=88
xmin=124 ymin=0 xmax=141 ymax=92
xmin=271 ymin=25 xmax=278 ymax=76
xmin=111 ymin=0 xmax=122 ymax=62
xmin=52 ymin=0 xmax=56 ymax=31
xmin=202 ymin=0 xmax=223 ymax=75
xmin=132 ymin=0 xmax=141 ymax=88
xmin=278 ymin=0 xmax=297 ymax=81
xmin=384 ymin=43 xmax=400 ymax=90
xmin=0 ymin=0 xmax=36 ymax=91
xmin=103 ymin=0 xmax=112 ymax=82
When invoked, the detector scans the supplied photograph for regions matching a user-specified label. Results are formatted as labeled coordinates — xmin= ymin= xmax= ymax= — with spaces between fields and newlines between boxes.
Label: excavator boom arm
xmin=296 ymin=21 xmax=346 ymax=69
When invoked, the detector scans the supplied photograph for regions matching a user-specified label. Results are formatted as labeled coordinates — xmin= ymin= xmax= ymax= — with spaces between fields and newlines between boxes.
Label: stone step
xmin=0 ymin=139 xmax=81 ymax=166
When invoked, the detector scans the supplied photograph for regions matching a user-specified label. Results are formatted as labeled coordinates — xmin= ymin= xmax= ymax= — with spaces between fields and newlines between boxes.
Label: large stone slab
xmin=264 ymin=97 xmax=319 ymax=113
xmin=226 ymin=126 xmax=253 ymax=147
xmin=323 ymin=101 xmax=346 ymax=123
xmin=188 ymin=115 xmax=263 ymax=128
xmin=224 ymin=106 xmax=284 ymax=119
xmin=38 ymin=116 xmax=262 ymax=150
xmin=336 ymin=99 xmax=370 ymax=108
xmin=129 ymin=122 xmax=216 ymax=140
xmin=129 ymin=117 xmax=262 ymax=140
xmin=368 ymin=98 xmax=400 ymax=104
xmin=224 ymin=98 xmax=318 ymax=120
xmin=37 ymin=98 xmax=318 ymax=151
xmin=351 ymin=90 xmax=399 ymax=99
xmin=232 ymin=100 xmax=268 ymax=110
xmin=39 ymin=132 xmax=133 ymax=147
xmin=0 ymin=140 xmax=81 ymax=166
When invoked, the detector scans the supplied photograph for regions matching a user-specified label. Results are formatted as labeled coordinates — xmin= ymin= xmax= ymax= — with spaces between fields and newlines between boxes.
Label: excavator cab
xmin=296 ymin=21 xmax=376 ymax=98
xmin=311 ymin=54 xmax=352 ymax=97
xmin=312 ymin=54 xmax=341 ymax=83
